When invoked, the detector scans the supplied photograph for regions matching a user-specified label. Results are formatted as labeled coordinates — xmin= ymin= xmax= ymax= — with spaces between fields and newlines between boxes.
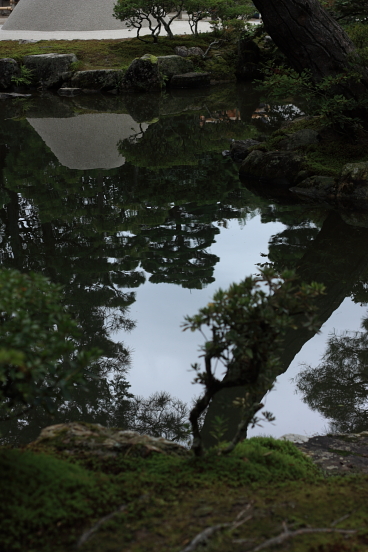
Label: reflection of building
xmin=199 ymin=109 xmax=241 ymax=126
xmin=2 ymin=0 xmax=133 ymax=31
xmin=27 ymin=114 xmax=148 ymax=170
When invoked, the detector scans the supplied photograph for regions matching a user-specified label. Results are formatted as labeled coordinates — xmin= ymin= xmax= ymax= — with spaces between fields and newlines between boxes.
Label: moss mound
xmin=0 ymin=448 xmax=118 ymax=551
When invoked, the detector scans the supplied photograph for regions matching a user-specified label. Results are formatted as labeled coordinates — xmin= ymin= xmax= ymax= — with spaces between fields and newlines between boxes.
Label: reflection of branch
xmin=234 ymin=521 xmax=357 ymax=552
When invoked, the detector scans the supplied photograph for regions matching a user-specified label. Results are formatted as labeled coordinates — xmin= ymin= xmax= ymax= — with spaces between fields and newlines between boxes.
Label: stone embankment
xmin=0 ymin=51 xmax=211 ymax=95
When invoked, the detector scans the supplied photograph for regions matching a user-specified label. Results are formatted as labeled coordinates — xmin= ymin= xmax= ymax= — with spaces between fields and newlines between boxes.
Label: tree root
xmin=76 ymin=504 xmax=127 ymax=548
xmin=233 ymin=520 xmax=357 ymax=551
xmin=179 ymin=505 xmax=252 ymax=552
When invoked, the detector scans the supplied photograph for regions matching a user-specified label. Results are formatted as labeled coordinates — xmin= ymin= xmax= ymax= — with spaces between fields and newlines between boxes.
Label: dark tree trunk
xmin=252 ymin=0 xmax=368 ymax=96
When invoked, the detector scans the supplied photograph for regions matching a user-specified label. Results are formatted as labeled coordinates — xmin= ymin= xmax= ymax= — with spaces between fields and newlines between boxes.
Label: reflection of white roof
xmin=3 ymin=0 xmax=133 ymax=31
xmin=27 ymin=114 xmax=147 ymax=170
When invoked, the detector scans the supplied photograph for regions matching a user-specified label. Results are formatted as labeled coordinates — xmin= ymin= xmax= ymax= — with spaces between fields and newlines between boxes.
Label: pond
xmin=1 ymin=83 xmax=368 ymax=446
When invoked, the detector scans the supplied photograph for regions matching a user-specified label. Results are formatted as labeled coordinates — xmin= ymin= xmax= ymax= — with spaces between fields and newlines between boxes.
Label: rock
xmin=293 ymin=431 xmax=368 ymax=476
xmin=340 ymin=212 xmax=368 ymax=229
xmin=123 ymin=54 xmax=162 ymax=92
xmin=70 ymin=69 xmax=124 ymax=91
xmin=239 ymin=150 xmax=304 ymax=184
xmin=278 ymin=129 xmax=319 ymax=151
xmin=280 ymin=434 xmax=309 ymax=444
xmin=174 ymin=46 xmax=204 ymax=57
xmin=57 ymin=87 xmax=82 ymax=97
xmin=0 ymin=92 xmax=32 ymax=99
xmin=157 ymin=55 xmax=194 ymax=81
xmin=230 ymin=139 xmax=260 ymax=162
xmin=236 ymin=38 xmax=261 ymax=81
xmin=23 ymin=53 xmax=78 ymax=88
xmin=18 ymin=39 xmax=39 ymax=44
xmin=340 ymin=162 xmax=368 ymax=185
xmin=0 ymin=58 xmax=20 ymax=90
xmin=290 ymin=175 xmax=336 ymax=200
xmin=170 ymin=72 xmax=210 ymax=89
xmin=27 ymin=422 xmax=191 ymax=458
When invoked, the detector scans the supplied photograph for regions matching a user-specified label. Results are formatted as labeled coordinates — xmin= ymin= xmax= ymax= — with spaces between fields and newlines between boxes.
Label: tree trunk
xmin=252 ymin=0 xmax=368 ymax=96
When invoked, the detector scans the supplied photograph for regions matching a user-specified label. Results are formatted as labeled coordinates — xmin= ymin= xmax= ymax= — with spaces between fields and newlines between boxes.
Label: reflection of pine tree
xmin=140 ymin=204 xmax=220 ymax=289
xmin=296 ymin=316 xmax=368 ymax=434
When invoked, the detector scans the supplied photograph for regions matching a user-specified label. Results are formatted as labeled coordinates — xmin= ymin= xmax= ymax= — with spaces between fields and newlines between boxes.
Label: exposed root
xmin=179 ymin=505 xmax=252 ymax=552
xmin=233 ymin=520 xmax=357 ymax=551
xmin=76 ymin=504 xmax=127 ymax=548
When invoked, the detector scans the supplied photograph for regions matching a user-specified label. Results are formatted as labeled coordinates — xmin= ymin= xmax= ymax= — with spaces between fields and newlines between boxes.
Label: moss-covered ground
xmin=2 ymin=437 xmax=368 ymax=552
xmin=0 ymin=34 xmax=238 ymax=79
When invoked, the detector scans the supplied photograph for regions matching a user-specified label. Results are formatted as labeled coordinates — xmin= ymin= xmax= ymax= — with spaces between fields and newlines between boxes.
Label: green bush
xmin=0 ymin=448 xmax=118 ymax=551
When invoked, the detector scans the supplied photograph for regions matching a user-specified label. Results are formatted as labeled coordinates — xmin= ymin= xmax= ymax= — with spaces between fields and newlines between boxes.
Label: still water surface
xmin=1 ymin=84 xmax=367 ymax=444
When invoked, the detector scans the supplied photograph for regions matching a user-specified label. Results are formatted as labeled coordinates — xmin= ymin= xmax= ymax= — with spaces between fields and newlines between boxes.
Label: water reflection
xmin=28 ymin=114 xmax=148 ymax=170
xmin=0 ymin=85 xmax=265 ymax=443
xmin=295 ymin=315 xmax=368 ymax=434
xmin=0 ymin=86 xmax=368 ymax=445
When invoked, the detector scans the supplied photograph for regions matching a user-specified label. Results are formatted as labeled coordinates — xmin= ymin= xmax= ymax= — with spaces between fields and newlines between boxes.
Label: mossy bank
xmin=2 ymin=423 xmax=368 ymax=552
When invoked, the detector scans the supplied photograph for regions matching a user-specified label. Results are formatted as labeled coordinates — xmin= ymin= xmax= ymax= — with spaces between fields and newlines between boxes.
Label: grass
xmin=0 ymin=34 xmax=219 ymax=71
xmin=3 ymin=436 xmax=368 ymax=552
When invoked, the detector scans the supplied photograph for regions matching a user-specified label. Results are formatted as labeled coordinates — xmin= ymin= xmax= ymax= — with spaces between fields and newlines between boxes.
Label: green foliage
xmin=0 ymin=269 xmax=100 ymax=420
xmin=184 ymin=268 xmax=325 ymax=455
xmin=347 ymin=22 xmax=368 ymax=66
xmin=327 ymin=0 xmax=368 ymax=24
xmin=0 ymin=448 xmax=118 ymax=551
xmin=11 ymin=64 xmax=33 ymax=87
xmin=114 ymin=0 xmax=184 ymax=41
xmin=256 ymin=63 xmax=368 ymax=130
xmin=0 ymin=436 xmax=321 ymax=550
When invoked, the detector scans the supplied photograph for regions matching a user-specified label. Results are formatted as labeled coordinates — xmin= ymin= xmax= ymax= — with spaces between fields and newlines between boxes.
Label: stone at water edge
xmin=157 ymin=55 xmax=194 ymax=80
xmin=230 ymin=139 xmax=261 ymax=162
xmin=239 ymin=149 xmax=304 ymax=184
xmin=0 ymin=58 xmax=20 ymax=90
xmin=69 ymin=69 xmax=125 ymax=91
xmin=23 ymin=53 xmax=78 ymax=88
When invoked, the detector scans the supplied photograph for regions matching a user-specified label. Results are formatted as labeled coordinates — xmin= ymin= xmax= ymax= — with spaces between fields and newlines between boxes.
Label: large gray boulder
xmin=0 ymin=58 xmax=20 ymax=89
xmin=122 ymin=54 xmax=162 ymax=92
xmin=69 ymin=69 xmax=124 ymax=91
xmin=23 ymin=53 xmax=77 ymax=88
xmin=157 ymin=55 xmax=194 ymax=80
xmin=239 ymin=150 xmax=304 ymax=184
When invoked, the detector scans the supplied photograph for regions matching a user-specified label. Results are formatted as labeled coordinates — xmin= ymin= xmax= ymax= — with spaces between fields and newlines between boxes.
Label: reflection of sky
xmin=117 ymin=215 xmax=366 ymax=438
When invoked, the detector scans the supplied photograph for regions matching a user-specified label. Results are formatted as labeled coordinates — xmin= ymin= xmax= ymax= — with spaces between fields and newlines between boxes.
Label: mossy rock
xmin=27 ymin=422 xmax=191 ymax=458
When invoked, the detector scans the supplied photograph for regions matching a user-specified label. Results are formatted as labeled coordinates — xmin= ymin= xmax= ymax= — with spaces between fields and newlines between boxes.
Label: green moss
xmin=0 ymin=448 xmax=119 ymax=551
xmin=0 ymin=34 xmax=216 ymax=71
xmin=4 ymin=438 xmax=368 ymax=552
